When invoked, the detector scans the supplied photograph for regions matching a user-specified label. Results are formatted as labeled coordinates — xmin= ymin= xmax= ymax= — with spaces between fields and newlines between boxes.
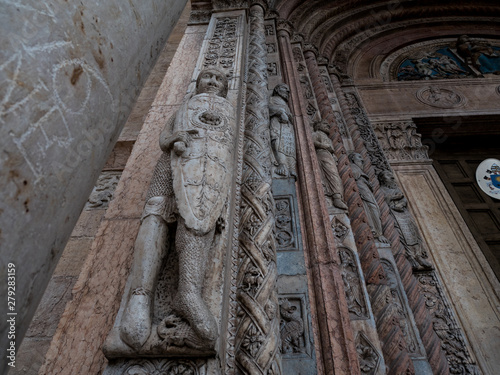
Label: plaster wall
xmin=0 ymin=1 xmax=187 ymax=368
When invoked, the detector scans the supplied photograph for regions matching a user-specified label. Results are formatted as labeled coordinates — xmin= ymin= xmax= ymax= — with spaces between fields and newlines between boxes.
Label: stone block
xmin=72 ymin=209 xmax=106 ymax=237
xmin=26 ymin=276 xmax=74 ymax=338
xmin=10 ymin=338 xmax=51 ymax=375
xmin=54 ymin=237 xmax=93 ymax=277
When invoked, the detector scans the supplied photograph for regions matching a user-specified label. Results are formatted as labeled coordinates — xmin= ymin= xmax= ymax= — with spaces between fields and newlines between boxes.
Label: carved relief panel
xmin=373 ymin=121 xmax=429 ymax=162
xmin=339 ymin=246 xmax=368 ymax=319
xmin=85 ymin=171 xmax=121 ymax=210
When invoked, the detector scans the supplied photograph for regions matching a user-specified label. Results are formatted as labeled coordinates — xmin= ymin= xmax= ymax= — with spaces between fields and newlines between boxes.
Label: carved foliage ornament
xmin=356 ymin=333 xmax=380 ymax=375
xmin=418 ymin=273 xmax=479 ymax=375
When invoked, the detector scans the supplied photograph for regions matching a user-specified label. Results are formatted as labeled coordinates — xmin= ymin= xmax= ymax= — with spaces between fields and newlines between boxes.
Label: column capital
xmin=303 ymin=43 xmax=319 ymax=58
xmin=276 ymin=18 xmax=293 ymax=36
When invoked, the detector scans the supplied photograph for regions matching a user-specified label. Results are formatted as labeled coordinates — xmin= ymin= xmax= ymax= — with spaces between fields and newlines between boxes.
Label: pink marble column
xmin=303 ymin=47 xmax=415 ymax=375
xmin=277 ymin=26 xmax=360 ymax=375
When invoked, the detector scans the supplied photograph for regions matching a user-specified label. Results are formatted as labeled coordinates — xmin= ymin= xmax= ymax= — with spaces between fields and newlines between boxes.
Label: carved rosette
xmin=236 ymin=3 xmax=281 ymax=374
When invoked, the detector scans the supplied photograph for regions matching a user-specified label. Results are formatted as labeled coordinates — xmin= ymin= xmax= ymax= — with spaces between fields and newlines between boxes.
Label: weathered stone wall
xmin=5 ymin=2 xmax=190 ymax=373
xmin=0 ymin=1 xmax=187 ymax=368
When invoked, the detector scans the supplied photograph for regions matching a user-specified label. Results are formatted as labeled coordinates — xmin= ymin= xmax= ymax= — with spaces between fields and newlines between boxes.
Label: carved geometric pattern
xmin=418 ymin=272 xmax=480 ymax=375
xmin=338 ymin=247 xmax=368 ymax=319
xmin=373 ymin=121 xmax=429 ymax=161
xmin=302 ymin=53 xmax=418 ymax=373
xmin=235 ymin=4 xmax=281 ymax=375
xmin=355 ymin=332 xmax=380 ymax=375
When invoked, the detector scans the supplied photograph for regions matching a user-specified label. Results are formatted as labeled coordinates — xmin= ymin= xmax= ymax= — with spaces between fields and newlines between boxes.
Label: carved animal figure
xmin=280 ymin=299 xmax=304 ymax=354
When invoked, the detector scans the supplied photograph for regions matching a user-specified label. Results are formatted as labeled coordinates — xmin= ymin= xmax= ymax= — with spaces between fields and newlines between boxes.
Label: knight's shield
xmin=171 ymin=93 xmax=236 ymax=234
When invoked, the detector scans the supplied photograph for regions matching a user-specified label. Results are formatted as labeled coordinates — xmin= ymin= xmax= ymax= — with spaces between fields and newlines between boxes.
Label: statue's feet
xmin=120 ymin=292 xmax=152 ymax=349
xmin=172 ymin=292 xmax=218 ymax=342
xmin=377 ymin=235 xmax=390 ymax=244
xmin=332 ymin=197 xmax=348 ymax=210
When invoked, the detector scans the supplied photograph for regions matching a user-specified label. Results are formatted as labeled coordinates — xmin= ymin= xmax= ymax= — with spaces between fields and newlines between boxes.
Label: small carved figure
xmin=312 ymin=120 xmax=348 ymax=210
xmin=410 ymin=58 xmax=434 ymax=78
xmin=456 ymin=35 xmax=499 ymax=70
xmin=348 ymin=153 xmax=389 ymax=243
xmin=279 ymin=299 xmax=304 ymax=354
xmin=119 ymin=68 xmax=236 ymax=351
xmin=269 ymin=83 xmax=297 ymax=179
xmin=378 ymin=170 xmax=432 ymax=270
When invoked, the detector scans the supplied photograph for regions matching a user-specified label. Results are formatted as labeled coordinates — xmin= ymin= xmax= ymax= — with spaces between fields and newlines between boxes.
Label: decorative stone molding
xmin=416 ymin=86 xmax=466 ymax=109
xmin=417 ymin=272 xmax=480 ymax=375
xmin=372 ymin=121 xmax=429 ymax=162
xmin=236 ymin=4 xmax=281 ymax=374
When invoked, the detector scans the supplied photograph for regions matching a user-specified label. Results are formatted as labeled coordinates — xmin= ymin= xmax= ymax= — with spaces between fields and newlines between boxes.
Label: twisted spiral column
xmin=235 ymin=3 xmax=281 ymax=374
xmin=335 ymin=84 xmax=450 ymax=375
xmin=303 ymin=48 xmax=415 ymax=375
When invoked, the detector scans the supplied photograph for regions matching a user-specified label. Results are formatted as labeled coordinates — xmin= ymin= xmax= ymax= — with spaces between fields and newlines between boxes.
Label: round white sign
xmin=476 ymin=158 xmax=500 ymax=200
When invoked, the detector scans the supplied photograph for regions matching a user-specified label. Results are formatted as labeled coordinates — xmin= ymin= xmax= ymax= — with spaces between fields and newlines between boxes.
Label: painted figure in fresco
xmin=378 ymin=170 xmax=432 ymax=270
xmin=349 ymin=153 xmax=389 ymax=243
xmin=269 ymin=83 xmax=297 ymax=179
xmin=119 ymin=68 xmax=235 ymax=350
xmin=312 ymin=119 xmax=348 ymax=210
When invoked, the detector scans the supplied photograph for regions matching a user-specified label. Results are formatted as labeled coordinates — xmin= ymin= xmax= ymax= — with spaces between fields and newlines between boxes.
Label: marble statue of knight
xmin=118 ymin=68 xmax=235 ymax=351
xmin=269 ymin=83 xmax=297 ymax=179
xmin=378 ymin=170 xmax=432 ymax=270
xmin=349 ymin=152 xmax=389 ymax=243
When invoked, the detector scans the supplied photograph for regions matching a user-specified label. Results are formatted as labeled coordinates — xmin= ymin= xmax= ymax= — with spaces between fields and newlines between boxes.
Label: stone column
xmin=235 ymin=2 xmax=282 ymax=374
xmin=277 ymin=28 xmax=360 ymax=374
xmin=0 ymin=0 xmax=187 ymax=365
xmin=302 ymin=48 xmax=416 ymax=375
xmin=339 ymin=90 xmax=451 ymax=374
